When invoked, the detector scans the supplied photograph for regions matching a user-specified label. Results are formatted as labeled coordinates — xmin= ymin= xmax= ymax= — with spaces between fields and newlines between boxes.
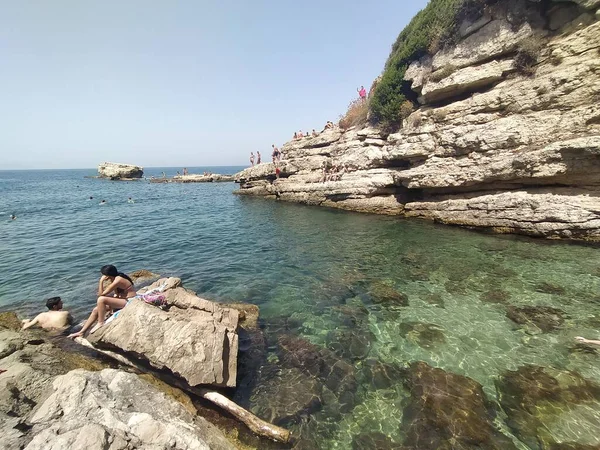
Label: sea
xmin=1 ymin=167 xmax=600 ymax=448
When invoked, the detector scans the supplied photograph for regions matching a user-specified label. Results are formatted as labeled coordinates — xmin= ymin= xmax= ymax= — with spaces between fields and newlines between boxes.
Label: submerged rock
xmin=506 ymin=305 xmax=566 ymax=332
xmin=351 ymin=432 xmax=398 ymax=450
xmin=25 ymin=369 xmax=235 ymax=450
xmin=480 ymin=288 xmax=511 ymax=304
xmin=97 ymin=162 xmax=143 ymax=180
xmin=128 ymin=269 xmax=161 ymax=283
xmin=248 ymin=365 xmax=323 ymax=426
xmin=326 ymin=327 xmax=374 ymax=361
xmin=88 ymin=278 xmax=240 ymax=388
xmin=398 ymin=322 xmax=446 ymax=349
xmin=400 ymin=361 xmax=517 ymax=449
xmin=361 ymin=359 xmax=405 ymax=390
xmin=496 ymin=365 xmax=600 ymax=449
xmin=369 ymin=281 xmax=409 ymax=306
xmin=535 ymin=281 xmax=567 ymax=295
xmin=423 ymin=292 xmax=445 ymax=308
xmin=277 ymin=334 xmax=358 ymax=413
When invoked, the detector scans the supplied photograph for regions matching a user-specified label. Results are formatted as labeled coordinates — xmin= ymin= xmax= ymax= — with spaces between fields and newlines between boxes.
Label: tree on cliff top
xmin=369 ymin=0 xmax=496 ymax=129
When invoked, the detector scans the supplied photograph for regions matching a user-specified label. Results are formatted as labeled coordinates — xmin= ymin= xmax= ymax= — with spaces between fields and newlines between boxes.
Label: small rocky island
xmin=98 ymin=162 xmax=144 ymax=180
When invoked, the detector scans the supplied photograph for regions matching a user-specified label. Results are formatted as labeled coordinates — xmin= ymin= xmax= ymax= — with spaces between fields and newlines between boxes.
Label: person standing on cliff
xmin=357 ymin=85 xmax=367 ymax=101
xmin=272 ymin=144 xmax=280 ymax=162
xmin=250 ymin=152 xmax=255 ymax=166
xmin=257 ymin=151 xmax=261 ymax=164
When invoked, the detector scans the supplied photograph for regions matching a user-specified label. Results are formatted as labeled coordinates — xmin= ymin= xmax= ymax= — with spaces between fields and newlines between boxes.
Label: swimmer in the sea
xmin=22 ymin=297 xmax=72 ymax=331
xmin=127 ymin=197 xmax=134 ymax=203
xmin=9 ymin=214 xmax=16 ymax=220
xmin=89 ymin=196 xmax=94 ymax=200
xmin=99 ymin=200 xmax=107 ymax=205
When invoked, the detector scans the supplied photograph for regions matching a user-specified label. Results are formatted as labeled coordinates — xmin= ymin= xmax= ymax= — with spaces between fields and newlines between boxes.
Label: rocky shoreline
xmin=0 ymin=278 xmax=283 ymax=450
xmin=235 ymin=4 xmax=600 ymax=241
xmin=150 ymin=174 xmax=235 ymax=183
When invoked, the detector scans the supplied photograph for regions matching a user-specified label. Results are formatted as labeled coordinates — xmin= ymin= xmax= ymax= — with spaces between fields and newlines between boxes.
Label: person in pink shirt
xmin=357 ymin=85 xmax=367 ymax=101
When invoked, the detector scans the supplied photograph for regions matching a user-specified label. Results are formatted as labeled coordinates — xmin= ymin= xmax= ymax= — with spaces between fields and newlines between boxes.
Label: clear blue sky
xmin=1 ymin=1 xmax=428 ymax=169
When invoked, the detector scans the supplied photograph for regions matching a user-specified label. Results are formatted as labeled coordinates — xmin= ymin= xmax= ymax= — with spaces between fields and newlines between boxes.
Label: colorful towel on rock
xmin=104 ymin=283 xmax=168 ymax=325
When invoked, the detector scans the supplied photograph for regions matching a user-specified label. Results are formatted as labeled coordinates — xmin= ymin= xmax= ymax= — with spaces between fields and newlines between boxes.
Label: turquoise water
xmin=1 ymin=169 xmax=600 ymax=449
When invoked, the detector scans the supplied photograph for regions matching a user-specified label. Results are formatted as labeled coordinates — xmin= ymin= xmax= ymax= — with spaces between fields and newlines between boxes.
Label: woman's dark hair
xmin=101 ymin=265 xmax=133 ymax=285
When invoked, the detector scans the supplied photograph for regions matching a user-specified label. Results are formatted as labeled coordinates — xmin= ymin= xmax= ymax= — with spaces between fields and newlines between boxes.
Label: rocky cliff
xmin=236 ymin=1 xmax=600 ymax=241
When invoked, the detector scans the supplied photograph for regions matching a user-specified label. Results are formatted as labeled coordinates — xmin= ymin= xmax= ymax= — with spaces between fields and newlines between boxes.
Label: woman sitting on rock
xmin=68 ymin=265 xmax=136 ymax=338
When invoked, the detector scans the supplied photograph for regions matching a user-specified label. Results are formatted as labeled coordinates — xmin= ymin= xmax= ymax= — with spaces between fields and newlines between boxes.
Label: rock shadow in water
xmin=496 ymin=365 xmax=600 ymax=449
xmin=423 ymin=292 xmax=445 ymax=308
xmin=400 ymin=361 xmax=517 ymax=449
xmin=398 ymin=322 xmax=446 ymax=349
xmin=535 ymin=281 xmax=567 ymax=295
xmin=368 ymin=281 xmax=409 ymax=307
xmin=361 ymin=359 xmax=406 ymax=391
xmin=351 ymin=432 xmax=398 ymax=450
xmin=326 ymin=327 xmax=375 ymax=361
xmin=480 ymin=289 xmax=512 ymax=304
xmin=506 ymin=305 xmax=566 ymax=332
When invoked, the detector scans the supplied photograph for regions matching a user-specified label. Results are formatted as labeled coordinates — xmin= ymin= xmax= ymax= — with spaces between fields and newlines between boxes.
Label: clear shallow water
xmin=1 ymin=169 xmax=600 ymax=449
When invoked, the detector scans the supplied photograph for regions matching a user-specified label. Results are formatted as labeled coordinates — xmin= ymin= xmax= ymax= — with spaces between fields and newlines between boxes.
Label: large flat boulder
xmin=88 ymin=278 xmax=239 ymax=388
xmin=98 ymin=162 xmax=143 ymax=179
xmin=25 ymin=369 xmax=235 ymax=450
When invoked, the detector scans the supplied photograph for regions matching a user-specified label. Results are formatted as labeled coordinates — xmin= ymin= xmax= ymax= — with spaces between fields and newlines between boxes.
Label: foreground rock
xmin=97 ymin=162 xmax=143 ymax=180
xmin=235 ymin=6 xmax=600 ymax=241
xmin=88 ymin=277 xmax=239 ymax=388
xmin=25 ymin=369 xmax=235 ymax=450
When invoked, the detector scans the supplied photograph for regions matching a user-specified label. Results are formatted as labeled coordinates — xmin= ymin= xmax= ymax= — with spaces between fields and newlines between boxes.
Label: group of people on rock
xmin=250 ymin=145 xmax=283 ymax=167
xmin=320 ymin=162 xmax=348 ymax=183
xmin=292 ymin=122 xmax=335 ymax=140
xmin=20 ymin=264 xmax=136 ymax=337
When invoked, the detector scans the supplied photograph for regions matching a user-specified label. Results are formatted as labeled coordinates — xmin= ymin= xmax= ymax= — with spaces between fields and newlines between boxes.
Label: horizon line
xmin=0 ymin=164 xmax=248 ymax=172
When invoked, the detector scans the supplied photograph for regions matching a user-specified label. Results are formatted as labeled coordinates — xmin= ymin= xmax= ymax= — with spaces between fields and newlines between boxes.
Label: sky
xmin=1 ymin=1 xmax=429 ymax=169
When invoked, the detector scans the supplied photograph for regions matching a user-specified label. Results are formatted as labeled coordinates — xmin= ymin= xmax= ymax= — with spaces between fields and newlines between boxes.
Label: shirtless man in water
xmin=22 ymin=297 xmax=72 ymax=330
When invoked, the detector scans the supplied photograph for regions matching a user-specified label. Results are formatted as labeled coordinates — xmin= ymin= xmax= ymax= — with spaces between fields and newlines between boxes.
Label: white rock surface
xmin=25 ymin=369 xmax=235 ymax=450
xmin=98 ymin=162 xmax=143 ymax=179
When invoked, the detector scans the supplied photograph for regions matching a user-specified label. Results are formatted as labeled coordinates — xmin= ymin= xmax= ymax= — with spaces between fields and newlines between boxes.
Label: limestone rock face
xmin=88 ymin=278 xmax=239 ymax=388
xmin=25 ymin=369 xmax=235 ymax=450
xmin=235 ymin=14 xmax=600 ymax=241
xmin=98 ymin=162 xmax=143 ymax=179
xmin=0 ymin=321 xmax=107 ymax=449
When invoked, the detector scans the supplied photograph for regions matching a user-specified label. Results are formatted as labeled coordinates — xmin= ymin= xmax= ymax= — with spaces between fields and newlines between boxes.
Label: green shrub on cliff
xmin=369 ymin=0 xmax=494 ymax=129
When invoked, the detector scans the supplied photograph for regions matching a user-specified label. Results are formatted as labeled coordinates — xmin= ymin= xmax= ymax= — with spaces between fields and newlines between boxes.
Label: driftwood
xmin=75 ymin=337 xmax=291 ymax=444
